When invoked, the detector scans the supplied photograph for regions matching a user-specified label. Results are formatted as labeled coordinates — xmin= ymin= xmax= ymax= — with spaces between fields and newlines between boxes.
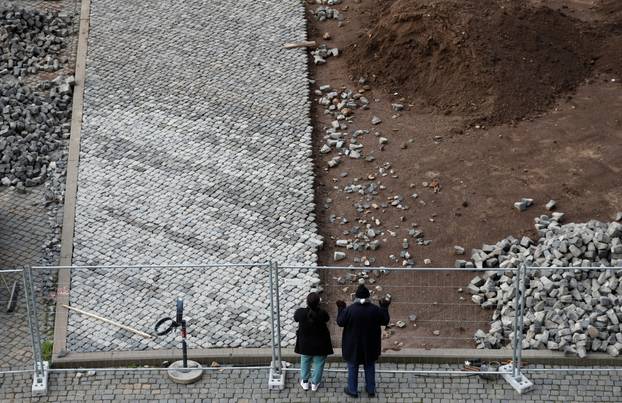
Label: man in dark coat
xmin=337 ymin=284 xmax=390 ymax=398
xmin=294 ymin=292 xmax=334 ymax=391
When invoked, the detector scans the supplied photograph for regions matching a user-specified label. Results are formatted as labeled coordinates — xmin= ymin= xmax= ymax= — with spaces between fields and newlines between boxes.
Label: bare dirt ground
xmin=307 ymin=0 xmax=622 ymax=350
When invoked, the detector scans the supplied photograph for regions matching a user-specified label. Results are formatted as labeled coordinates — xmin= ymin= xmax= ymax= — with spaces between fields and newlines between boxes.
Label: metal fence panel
xmin=44 ymin=264 xmax=275 ymax=355
xmin=0 ymin=269 xmax=34 ymax=375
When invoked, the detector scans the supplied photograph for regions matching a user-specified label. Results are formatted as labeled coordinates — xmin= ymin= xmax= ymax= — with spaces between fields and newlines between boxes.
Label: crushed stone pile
xmin=464 ymin=216 xmax=622 ymax=357
xmin=0 ymin=8 xmax=73 ymax=78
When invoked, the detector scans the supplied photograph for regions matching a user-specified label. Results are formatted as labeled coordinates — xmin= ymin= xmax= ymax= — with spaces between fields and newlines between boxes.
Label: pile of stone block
xmin=0 ymin=8 xmax=72 ymax=77
xmin=0 ymin=76 xmax=74 ymax=187
xmin=466 ymin=216 xmax=622 ymax=357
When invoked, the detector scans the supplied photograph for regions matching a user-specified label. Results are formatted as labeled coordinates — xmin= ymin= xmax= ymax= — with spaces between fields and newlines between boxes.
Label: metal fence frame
xmin=6 ymin=262 xmax=622 ymax=395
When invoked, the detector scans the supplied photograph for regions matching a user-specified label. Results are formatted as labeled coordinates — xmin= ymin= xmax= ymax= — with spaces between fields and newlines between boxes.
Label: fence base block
xmin=499 ymin=364 xmax=533 ymax=394
xmin=268 ymin=364 xmax=285 ymax=390
xmin=31 ymin=361 xmax=49 ymax=396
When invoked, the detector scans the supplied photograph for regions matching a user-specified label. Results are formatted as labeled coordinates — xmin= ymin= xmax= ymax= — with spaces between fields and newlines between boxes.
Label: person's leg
xmin=364 ymin=361 xmax=376 ymax=395
xmin=346 ymin=361 xmax=359 ymax=395
xmin=300 ymin=355 xmax=311 ymax=383
xmin=311 ymin=355 xmax=326 ymax=386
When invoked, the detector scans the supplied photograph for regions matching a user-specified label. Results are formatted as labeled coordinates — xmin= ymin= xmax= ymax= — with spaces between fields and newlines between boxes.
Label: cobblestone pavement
xmin=0 ymin=188 xmax=56 ymax=372
xmin=1 ymin=363 xmax=621 ymax=402
xmin=68 ymin=0 xmax=320 ymax=352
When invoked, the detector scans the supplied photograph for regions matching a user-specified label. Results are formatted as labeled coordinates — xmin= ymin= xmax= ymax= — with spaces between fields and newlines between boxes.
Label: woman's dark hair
xmin=306 ymin=292 xmax=320 ymax=321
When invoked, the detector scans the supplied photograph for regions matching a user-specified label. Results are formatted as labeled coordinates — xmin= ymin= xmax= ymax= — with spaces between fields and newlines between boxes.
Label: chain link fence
xmin=7 ymin=262 xmax=622 ymax=396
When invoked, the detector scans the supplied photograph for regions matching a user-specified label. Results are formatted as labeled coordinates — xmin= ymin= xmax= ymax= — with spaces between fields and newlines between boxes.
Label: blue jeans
xmin=347 ymin=361 xmax=376 ymax=394
xmin=300 ymin=355 xmax=327 ymax=385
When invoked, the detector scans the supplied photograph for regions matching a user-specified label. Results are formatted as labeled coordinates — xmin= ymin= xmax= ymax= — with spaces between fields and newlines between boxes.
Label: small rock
xmin=545 ymin=200 xmax=556 ymax=210
xmin=334 ymin=251 xmax=346 ymax=261
xmin=371 ymin=116 xmax=382 ymax=125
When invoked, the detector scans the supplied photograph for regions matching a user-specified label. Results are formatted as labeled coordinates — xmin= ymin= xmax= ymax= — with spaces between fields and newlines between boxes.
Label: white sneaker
xmin=300 ymin=380 xmax=309 ymax=391
xmin=311 ymin=383 xmax=319 ymax=392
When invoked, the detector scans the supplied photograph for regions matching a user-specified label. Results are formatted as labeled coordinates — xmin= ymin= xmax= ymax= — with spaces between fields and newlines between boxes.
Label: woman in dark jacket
xmin=294 ymin=292 xmax=334 ymax=392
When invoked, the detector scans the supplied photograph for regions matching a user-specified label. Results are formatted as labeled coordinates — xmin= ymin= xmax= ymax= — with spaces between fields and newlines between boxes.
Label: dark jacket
xmin=294 ymin=307 xmax=334 ymax=356
xmin=337 ymin=300 xmax=390 ymax=364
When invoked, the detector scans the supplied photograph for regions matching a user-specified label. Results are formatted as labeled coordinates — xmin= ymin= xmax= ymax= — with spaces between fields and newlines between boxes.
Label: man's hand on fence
xmin=336 ymin=300 xmax=346 ymax=310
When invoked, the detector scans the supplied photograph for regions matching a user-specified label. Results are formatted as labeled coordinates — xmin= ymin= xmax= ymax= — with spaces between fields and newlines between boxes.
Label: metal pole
xmin=273 ymin=262 xmax=282 ymax=372
xmin=22 ymin=266 xmax=48 ymax=395
xmin=267 ymin=261 xmax=285 ymax=389
xmin=511 ymin=265 xmax=521 ymax=379
xmin=176 ymin=297 xmax=187 ymax=369
xmin=181 ymin=320 xmax=188 ymax=369
xmin=268 ymin=262 xmax=277 ymax=369
xmin=516 ymin=264 xmax=527 ymax=379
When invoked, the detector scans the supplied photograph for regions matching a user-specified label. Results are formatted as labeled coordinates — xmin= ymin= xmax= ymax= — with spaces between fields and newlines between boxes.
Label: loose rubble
xmin=0 ymin=8 xmax=73 ymax=78
xmin=315 ymin=79 xmax=434 ymax=267
xmin=313 ymin=6 xmax=343 ymax=21
xmin=466 ymin=216 xmax=622 ymax=357
xmin=0 ymin=76 xmax=74 ymax=187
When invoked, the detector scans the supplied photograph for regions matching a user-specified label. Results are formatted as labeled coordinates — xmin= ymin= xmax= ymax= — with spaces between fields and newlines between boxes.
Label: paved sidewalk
xmin=68 ymin=0 xmax=320 ymax=353
xmin=1 ymin=363 xmax=621 ymax=402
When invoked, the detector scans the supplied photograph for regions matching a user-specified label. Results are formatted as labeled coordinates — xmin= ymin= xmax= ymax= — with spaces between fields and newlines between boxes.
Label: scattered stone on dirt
xmin=334 ymin=251 xmax=346 ymax=261
xmin=311 ymin=44 xmax=340 ymax=65
xmin=313 ymin=6 xmax=343 ymax=22
xmin=467 ymin=218 xmax=622 ymax=356
xmin=514 ymin=198 xmax=534 ymax=211
xmin=546 ymin=200 xmax=557 ymax=211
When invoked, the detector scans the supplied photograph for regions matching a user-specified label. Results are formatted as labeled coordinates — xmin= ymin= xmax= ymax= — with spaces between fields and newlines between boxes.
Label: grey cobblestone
xmin=0 ymin=187 xmax=57 ymax=372
xmin=68 ymin=0 xmax=320 ymax=352
xmin=1 ymin=364 xmax=621 ymax=402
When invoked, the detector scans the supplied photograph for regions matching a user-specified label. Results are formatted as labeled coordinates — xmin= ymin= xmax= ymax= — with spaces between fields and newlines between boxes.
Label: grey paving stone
xmin=68 ymin=0 xmax=321 ymax=352
xmin=1 ymin=364 xmax=621 ymax=402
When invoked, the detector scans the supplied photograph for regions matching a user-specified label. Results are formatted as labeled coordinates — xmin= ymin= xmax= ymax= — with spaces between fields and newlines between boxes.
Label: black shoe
xmin=344 ymin=387 xmax=359 ymax=398
xmin=367 ymin=391 xmax=376 ymax=398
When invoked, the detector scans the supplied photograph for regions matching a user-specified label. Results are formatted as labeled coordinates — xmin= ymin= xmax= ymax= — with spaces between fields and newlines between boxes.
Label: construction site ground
xmin=310 ymin=0 xmax=622 ymax=349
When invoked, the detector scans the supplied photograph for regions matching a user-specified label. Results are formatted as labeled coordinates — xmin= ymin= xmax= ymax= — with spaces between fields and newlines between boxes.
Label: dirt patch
xmin=598 ymin=0 xmax=622 ymax=19
xmin=348 ymin=0 xmax=608 ymax=125
xmin=307 ymin=0 xmax=622 ymax=350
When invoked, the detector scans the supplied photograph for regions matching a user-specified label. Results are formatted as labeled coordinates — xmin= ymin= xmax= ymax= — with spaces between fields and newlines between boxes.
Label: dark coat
xmin=294 ymin=307 xmax=334 ymax=356
xmin=337 ymin=301 xmax=390 ymax=364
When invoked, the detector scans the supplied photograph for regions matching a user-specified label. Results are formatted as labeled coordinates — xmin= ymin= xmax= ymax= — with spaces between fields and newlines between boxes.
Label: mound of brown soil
xmin=349 ymin=0 xmax=598 ymax=125
xmin=599 ymin=0 xmax=622 ymax=20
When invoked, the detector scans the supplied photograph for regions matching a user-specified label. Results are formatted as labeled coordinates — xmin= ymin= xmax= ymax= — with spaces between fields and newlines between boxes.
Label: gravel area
xmin=67 ymin=0 xmax=321 ymax=352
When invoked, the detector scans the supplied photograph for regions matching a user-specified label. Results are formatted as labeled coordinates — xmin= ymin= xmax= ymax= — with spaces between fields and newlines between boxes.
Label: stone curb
xmin=51 ymin=347 xmax=622 ymax=369
xmin=52 ymin=0 xmax=91 ymax=361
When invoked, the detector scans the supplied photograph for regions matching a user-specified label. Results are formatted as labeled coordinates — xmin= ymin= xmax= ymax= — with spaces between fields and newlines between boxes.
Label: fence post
xmin=511 ymin=264 xmax=521 ymax=378
xmin=500 ymin=263 xmax=533 ymax=394
xmin=267 ymin=262 xmax=284 ymax=390
xmin=515 ymin=263 xmax=527 ymax=377
xmin=22 ymin=266 xmax=49 ymax=396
